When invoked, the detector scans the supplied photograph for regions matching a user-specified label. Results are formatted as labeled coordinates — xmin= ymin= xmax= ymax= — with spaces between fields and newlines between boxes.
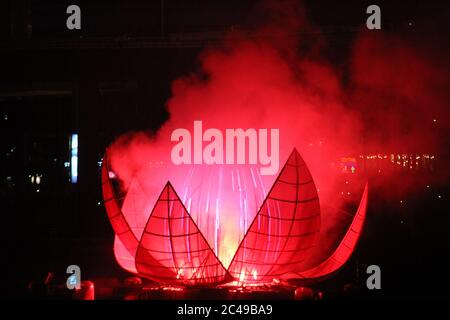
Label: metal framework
xmin=227 ymin=149 xmax=321 ymax=283
xmin=135 ymin=182 xmax=230 ymax=286
xmin=102 ymin=148 xmax=368 ymax=286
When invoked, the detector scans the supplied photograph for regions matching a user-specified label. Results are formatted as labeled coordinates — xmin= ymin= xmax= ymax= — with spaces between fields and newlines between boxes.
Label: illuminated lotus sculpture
xmin=102 ymin=148 xmax=368 ymax=286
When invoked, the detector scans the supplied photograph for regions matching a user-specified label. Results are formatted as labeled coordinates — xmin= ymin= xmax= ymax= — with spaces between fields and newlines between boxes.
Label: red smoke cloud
xmin=107 ymin=0 xmax=449 ymax=265
xmin=350 ymin=32 xmax=449 ymax=154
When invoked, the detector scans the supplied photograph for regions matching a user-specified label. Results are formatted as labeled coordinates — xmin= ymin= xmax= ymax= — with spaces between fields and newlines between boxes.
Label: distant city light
xmin=71 ymin=134 xmax=78 ymax=184
xmin=340 ymin=153 xmax=436 ymax=174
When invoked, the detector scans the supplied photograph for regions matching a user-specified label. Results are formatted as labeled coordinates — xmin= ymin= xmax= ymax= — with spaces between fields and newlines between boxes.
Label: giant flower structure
xmin=102 ymin=148 xmax=368 ymax=287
